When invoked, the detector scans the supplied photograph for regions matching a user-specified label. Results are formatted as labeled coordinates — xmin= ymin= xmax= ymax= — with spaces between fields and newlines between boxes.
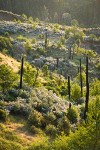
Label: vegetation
xmin=0 ymin=5 xmax=100 ymax=149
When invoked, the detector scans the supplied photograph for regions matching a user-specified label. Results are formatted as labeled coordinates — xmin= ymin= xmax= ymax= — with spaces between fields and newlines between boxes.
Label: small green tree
xmin=0 ymin=64 xmax=17 ymax=92
xmin=23 ymin=63 xmax=37 ymax=86
xmin=71 ymin=83 xmax=81 ymax=102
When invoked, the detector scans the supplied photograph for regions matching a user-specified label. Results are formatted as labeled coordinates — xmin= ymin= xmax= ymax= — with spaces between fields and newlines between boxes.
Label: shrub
xmin=57 ymin=116 xmax=70 ymax=135
xmin=0 ymin=36 xmax=12 ymax=51
xmin=31 ymin=38 xmax=36 ymax=44
xmin=0 ymin=64 xmax=18 ymax=92
xmin=24 ymin=41 xmax=32 ymax=54
xmin=30 ymin=125 xmax=43 ymax=135
xmin=45 ymin=124 xmax=57 ymax=137
xmin=67 ymin=107 xmax=79 ymax=124
xmin=44 ymin=112 xmax=56 ymax=125
xmin=71 ymin=83 xmax=81 ymax=102
xmin=0 ymin=109 xmax=7 ymax=121
xmin=28 ymin=138 xmax=49 ymax=150
xmin=28 ymin=110 xmax=44 ymax=128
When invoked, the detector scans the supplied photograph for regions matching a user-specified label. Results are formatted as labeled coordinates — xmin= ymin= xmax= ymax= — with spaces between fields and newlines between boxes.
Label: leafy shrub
xmin=71 ymin=83 xmax=81 ymax=102
xmin=28 ymin=110 xmax=44 ymax=128
xmin=45 ymin=124 xmax=57 ymax=137
xmin=57 ymin=116 xmax=70 ymax=135
xmin=0 ymin=109 xmax=7 ymax=121
xmin=0 ymin=64 xmax=18 ymax=93
xmin=0 ymin=36 xmax=12 ymax=51
xmin=28 ymin=138 xmax=49 ymax=150
xmin=24 ymin=41 xmax=32 ymax=54
xmin=31 ymin=38 xmax=36 ymax=44
xmin=67 ymin=107 xmax=79 ymax=124
xmin=44 ymin=112 xmax=56 ymax=125
xmin=90 ymin=79 xmax=100 ymax=96
xmin=30 ymin=125 xmax=43 ymax=135
xmin=10 ymin=98 xmax=31 ymax=116
xmin=17 ymin=35 xmax=27 ymax=42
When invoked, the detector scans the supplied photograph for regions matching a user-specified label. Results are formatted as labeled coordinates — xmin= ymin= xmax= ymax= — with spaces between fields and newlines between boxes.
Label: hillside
xmin=0 ymin=52 xmax=20 ymax=72
xmin=0 ymin=11 xmax=100 ymax=150
xmin=0 ymin=0 xmax=100 ymax=26
xmin=0 ymin=10 xmax=25 ymax=21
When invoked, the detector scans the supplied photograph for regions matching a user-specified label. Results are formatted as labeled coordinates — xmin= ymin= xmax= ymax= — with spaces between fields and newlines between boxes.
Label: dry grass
xmin=0 ymin=52 xmax=20 ymax=72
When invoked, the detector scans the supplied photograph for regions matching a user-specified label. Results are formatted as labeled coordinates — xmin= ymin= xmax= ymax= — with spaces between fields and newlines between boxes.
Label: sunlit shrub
xmin=28 ymin=110 xmax=44 ymax=128
xmin=45 ymin=124 xmax=57 ymax=137
xmin=67 ymin=107 xmax=79 ymax=124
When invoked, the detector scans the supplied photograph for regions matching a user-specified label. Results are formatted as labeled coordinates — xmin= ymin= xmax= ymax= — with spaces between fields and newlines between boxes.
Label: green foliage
xmin=24 ymin=41 xmax=32 ymax=53
xmin=0 ymin=109 xmax=7 ymax=121
xmin=59 ymin=36 xmax=66 ymax=45
xmin=28 ymin=16 xmax=33 ymax=24
xmin=23 ymin=63 xmax=37 ymax=86
xmin=22 ymin=14 xmax=27 ymax=20
xmin=65 ymin=28 xmax=71 ymax=39
xmin=0 ymin=137 xmax=23 ymax=150
xmin=30 ymin=125 xmax=43 ymax=135
xmin=28 ymin=110 xmax=44 ymax=128
xmin=71 ymin=83 xmax=81 ymax=102
xmin=42 ymin=65 xmax=48 ymax=76
xmin=0 ymin=36 xmax=12 ymax=51
xmin=89 ymin=34 xmax=97 ymax=41
xmin=31 ymin=38 xmax=36 ymax=44
xmin=75 ymin=72 xmax=86 ymax=86
xmin=71 ymin=19 xmax=79 ymax=27
xmin=67 ymin=107 xmax=79 ymax=124
xmin=57 ymin=116 xmax=70 ymax=135
xmin=0 ymin=64 xmax=18 ymax=92
xmin=4 ymin=32 xmax=10 ymax=37
xmin=90 ymin=79 xmax=100 ymax=96
xmin=28 ymin=138 xmax=49 ymax=150
xmin=51 ymin=96 xmax=100 ymax=150
xmin=45 ymin=124 xmax=57 ymax=137
xmin=17 ymin=35 xmax=27 ymax=42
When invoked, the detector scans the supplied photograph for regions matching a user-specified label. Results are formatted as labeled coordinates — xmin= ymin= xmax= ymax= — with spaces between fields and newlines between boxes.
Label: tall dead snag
xmin=68 ymin=46 xmax=71 ymax=59
xmin=84 ymin=56 xmax=89 ymax=120
xmin=45 ymin=28 xmax=48 ymax=50
xmin=57 ymin=58 xmax=59 ymax=68
xmin=68 ymin=76 xmax=71 ymax=100
xmin=20 ymin=56 xmax=24 ymax=89
xmin=80 ymin=59 xmax=83 ymax=97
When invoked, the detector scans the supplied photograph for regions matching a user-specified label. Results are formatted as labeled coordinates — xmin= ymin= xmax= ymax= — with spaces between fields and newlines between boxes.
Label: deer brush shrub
xmin=0 ymin=109 xmax=7 ymax=121
xmin=28 ymin=110 xmax=44 ymax=128
xmin=45 ymin=124 xmax=57 ymax=137
xmin=67 ymin=107 xmax=79 ymax=124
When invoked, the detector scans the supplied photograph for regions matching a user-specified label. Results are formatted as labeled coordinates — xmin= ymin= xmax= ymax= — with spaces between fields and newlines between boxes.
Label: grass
xmin=0 ymin=115 xmax=48 ymax=149
xmin=0 ymin=52 xmax=20 ymax=73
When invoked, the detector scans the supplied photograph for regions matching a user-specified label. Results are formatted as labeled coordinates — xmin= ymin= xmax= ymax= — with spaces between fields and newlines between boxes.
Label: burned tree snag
xmin=84 ymin=56 xmax=89 ymax=120
xmin=68 ymin=76 xmax=71 ymax=100
xmin=57 ymin=58 xmax=59 ymax=68
xmin=20 ymin=56 xmax=24 ymax=89
xmin=45 ymin=29 xmax=48 ymax=50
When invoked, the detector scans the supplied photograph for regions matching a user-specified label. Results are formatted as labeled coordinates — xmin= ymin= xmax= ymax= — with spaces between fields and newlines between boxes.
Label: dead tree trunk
xmin=68 ymin=76 xmax=71 ymax=100
xmin=57 ymin=58 xmax=59 ymax=68
xmin=19 ymin=56 xmax=24 ymax=89
xmin=84 ymin=56 xmax=89 ymax=121
xmin=45 ymin=29 xmax=48 ymax=50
